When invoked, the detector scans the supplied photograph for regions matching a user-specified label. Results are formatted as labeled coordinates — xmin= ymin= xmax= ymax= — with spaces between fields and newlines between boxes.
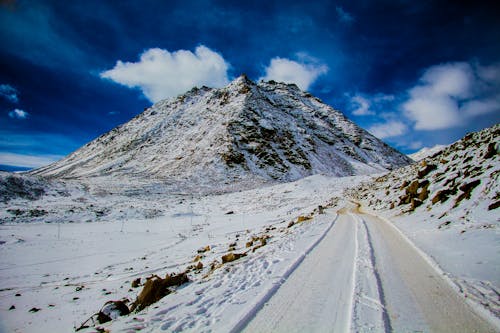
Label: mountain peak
xmin=31 ymin=79 xmax=413 ymax=193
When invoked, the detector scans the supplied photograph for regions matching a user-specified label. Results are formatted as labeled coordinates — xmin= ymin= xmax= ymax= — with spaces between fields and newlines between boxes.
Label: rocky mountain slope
xmin=30 ymin=75 xmax=411 ymax=193
xmin=348 ymin=124 xmax=499 ymax=216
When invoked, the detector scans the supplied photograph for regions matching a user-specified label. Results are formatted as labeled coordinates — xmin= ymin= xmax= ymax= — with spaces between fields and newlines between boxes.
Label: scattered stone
xmin=455 ymin=179 xmax=481 ymax=206
xmin=131 ymin=278 xmax=141 ymax=288
xmin=97 ymin=300 xmax=130 ymax=324
xmin=131 ymin=273 xmax=189 ymax=312
xmin=488 ymin=200 xmax=500 ymax=210
xmin=193 ymin=255 xmax=203 ymax=262
xmin=418 ymin=164 xmax=437 ymax=178
xmin=9 ymin=305 xmax=15 ymax=310
xmin=297 ymin=215 xmax=311 ymax=223
xmin=484 ymin=142 xmax=497 ymax=159
xmin=197 ymin=245 xmax=211 ymax=253
xmin=432 ymin=189 xmax=452 ymax=204
xmin=29 ymin=307 xmax=41 ymax=313
xmin=406 ymin=180 xmax=420 ymax=196
xmin=438 ymin=221 xmax=452 ymax=229
xmin=15 ymin=293 xmax=21 ymax=297
xmin=225 ymin=211 xmax=234 ymax=215
xmin=76 ymin=285 xmax=84 ymax=292
xmin=410 ymin=198 xmax=423 ymax=211
xmin=195 ymin=261 xmax=203 ymax=270
xmin=221 ymin=252 xmax=247 ymax=264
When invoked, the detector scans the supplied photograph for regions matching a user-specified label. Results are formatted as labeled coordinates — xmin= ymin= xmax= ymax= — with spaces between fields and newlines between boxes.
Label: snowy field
xmin=1 ymin=173 xmax=498 ymax=332
xmin=0 ymin=175 xmax=364 ymax=332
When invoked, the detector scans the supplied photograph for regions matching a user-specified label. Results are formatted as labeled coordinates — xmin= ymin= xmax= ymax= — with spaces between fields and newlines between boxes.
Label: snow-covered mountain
xmin=30 ymin=75 xmax=411 ymax=192
xmin=408 ymin=144 xmax=447 ymax=161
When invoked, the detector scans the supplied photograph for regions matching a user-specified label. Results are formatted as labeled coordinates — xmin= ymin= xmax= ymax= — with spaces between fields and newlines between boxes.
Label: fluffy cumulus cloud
xmin=403 ymin=62 xmax=500 ymax=130
xmin=8 ymin=109 xmax=29 ymax=119
xmin=260 ymin=56 xmax=328 ymax=91
xmin=100 ymin=45 xmax=230 ymax=103
xmin=368 ymin=120 xmax=407 ymax=139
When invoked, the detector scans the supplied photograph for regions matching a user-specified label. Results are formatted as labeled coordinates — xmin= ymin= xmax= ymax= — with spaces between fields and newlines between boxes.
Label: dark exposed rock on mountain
xmin=29 ymin=75 xmax=411 ymax=193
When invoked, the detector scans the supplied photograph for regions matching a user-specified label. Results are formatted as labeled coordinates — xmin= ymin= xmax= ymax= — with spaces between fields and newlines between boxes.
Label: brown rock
xmin=221 ymin=252 xmax=246 ymax=263
xmin=488 ymin=200 xmax=500 ymax=210
xmin=432 ymin=189 xmax=452 ymax=204
xmin=418 ymin=164 xmax=437 ymax=178
xmin=406 ymin=180 xmax=420 ymax=196
xmin=131 ymin=278 xmax=141 ymax=288
xmin=131 ymin=273 xmax=189 ymax=312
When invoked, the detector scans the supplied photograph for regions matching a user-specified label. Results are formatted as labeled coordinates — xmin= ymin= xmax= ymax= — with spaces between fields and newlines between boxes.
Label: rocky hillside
xmin=30 ymin=75 xmax=411 ymax=193
xmin=349 ymin=124 xmax=499 ymax=218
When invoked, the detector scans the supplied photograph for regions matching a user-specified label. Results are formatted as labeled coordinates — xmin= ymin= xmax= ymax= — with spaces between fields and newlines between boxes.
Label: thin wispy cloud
xmin=336 ymin=6 xmax=354 ymax=24
xmin=347 ymin=93 xmax=395 ymax=116
xmin=0 ymin=152 xmax=62 ymax=168
xmin=260 ymin=55 xmax=328 ymax=91
xmin=8 ymin=109 xmax=29 ymax=119
xmin=0 ymin=84 xmax=19 ymax=103
xmin=0 ymin=2 xmax=87 ymax=68
xmin=101 ymin=45 xmax=230 ymax=103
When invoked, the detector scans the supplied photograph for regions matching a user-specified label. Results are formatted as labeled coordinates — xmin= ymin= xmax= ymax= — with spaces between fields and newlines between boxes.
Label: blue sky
xmin=1 ymin=0 xmax=499 ymax=170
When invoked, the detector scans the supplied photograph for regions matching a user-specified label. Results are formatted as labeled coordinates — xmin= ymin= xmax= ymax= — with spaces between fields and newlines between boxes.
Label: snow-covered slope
xmin=408 ymin=144 xmax=447 ymax=161
xmin=30 ymin=75 xmax=411 ymax=193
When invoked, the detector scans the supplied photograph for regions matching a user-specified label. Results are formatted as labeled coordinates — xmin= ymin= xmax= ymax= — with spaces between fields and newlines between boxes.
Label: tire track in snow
xmin=240 ymin=212 xmax=357 ymax=332
xmin=351 ymin=213 xmax=392 ymax=333
xmin=362 ymin=212 xmax=497 ymax=333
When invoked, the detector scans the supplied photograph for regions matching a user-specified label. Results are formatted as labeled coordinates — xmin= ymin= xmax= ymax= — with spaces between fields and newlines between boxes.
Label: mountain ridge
xmin=30 ymin=75 xmax=412 ymax=193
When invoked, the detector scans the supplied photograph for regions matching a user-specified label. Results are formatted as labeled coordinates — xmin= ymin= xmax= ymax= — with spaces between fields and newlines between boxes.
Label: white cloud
xmin=0 ymin=152 xmax=62 ymax=168
xmin=368 ymin=120 xmax=408 ymax=139
xmin=419 ymin=62 xmax=473 ymax=98
xmin=347 ymin=93 xmax=394 ymax=116
xmin=8 ymin=109 xmax=29 ymax=119
xmin=402 ymin=62 xmax=500 ymax=130
xmin=336 ymin=6 xmax=354 ymax=23
xmin=0 ymin=84 xmax=18 ymax=103
xmin=461 ymin=98 xmax=500 ymax=117
xmin=403 ymin=93 xmax=463 ymax=130
xmin=350 ymin=95 xmax=373 ymax=116
xmin=260 ymin=56 xmax=328 ymax=91
xmin=408 ymin=141 xmax=423 ymax=150
xmin=101 ymin=45 xmax=230 ymax=103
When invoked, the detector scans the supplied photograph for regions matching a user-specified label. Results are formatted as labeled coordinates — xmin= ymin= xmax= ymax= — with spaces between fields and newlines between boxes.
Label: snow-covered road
xmin=241 ymin=204 xmax=496 ymax=332
xmin=242 ymin=211 xmax=357 ymax=333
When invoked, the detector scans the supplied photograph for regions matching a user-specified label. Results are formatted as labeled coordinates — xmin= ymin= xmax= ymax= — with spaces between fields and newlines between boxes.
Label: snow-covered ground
xmin=1 ymin=171 xmax=498 ymax=332
xmin=0 ymin=174 xmax=365 ymax=333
